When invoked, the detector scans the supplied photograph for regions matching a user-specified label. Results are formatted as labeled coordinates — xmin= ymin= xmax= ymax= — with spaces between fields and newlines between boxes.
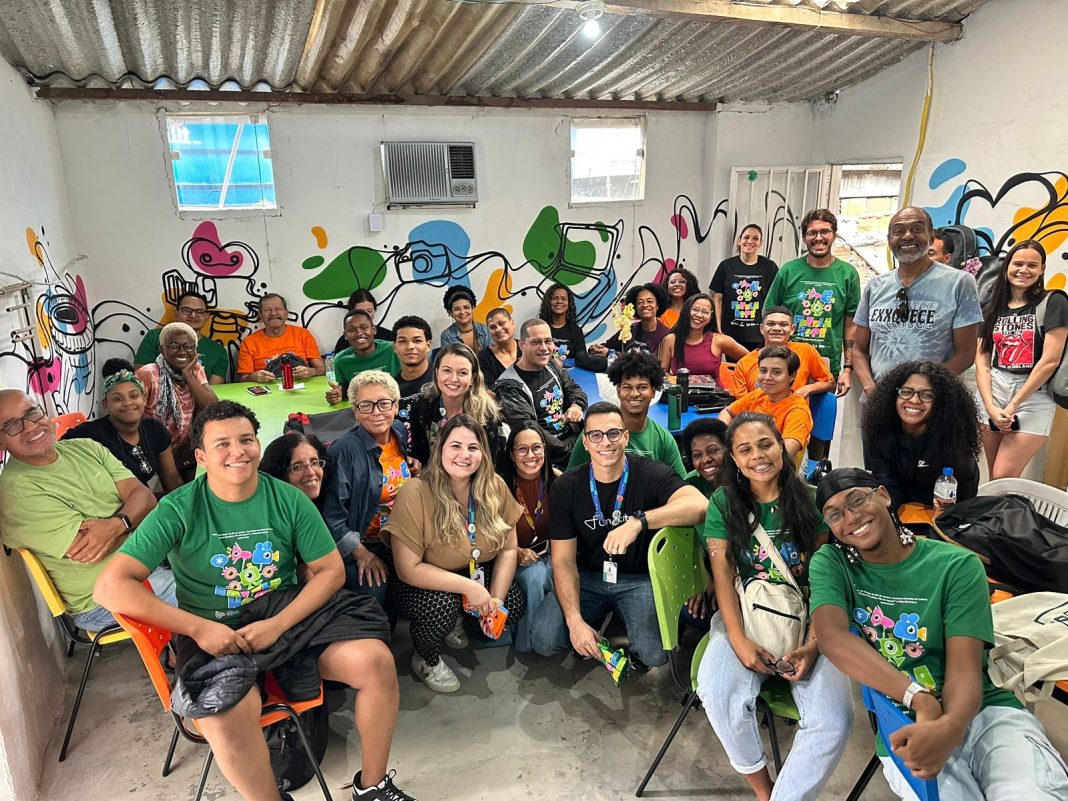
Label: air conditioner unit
xmin=381 ymin=141 xmax=478 ymax=207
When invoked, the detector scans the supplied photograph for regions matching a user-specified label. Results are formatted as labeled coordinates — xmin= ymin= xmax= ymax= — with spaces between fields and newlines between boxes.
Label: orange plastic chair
xmin=718 ymin=361 xmax=735 ymax=391
xmin=52 ymin=411 xmax=87 ymax=438
xmin=12 ymin=547 xmax=131 ymax=761
xmin=113 ymin=612 xmax=332 ymax=801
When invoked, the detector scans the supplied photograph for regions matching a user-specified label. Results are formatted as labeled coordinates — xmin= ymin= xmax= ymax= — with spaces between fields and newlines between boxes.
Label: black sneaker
xmin=351 ymin=769 xmax=418 ymax=801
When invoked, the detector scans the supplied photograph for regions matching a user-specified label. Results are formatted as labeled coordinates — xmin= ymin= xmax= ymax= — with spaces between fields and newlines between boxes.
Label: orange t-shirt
xmin=732 ymin=341 xmax=833 ymax=396
xmin=364 ymin=436 xmax=412 ymax=542
xmin=659 ymin=307 xmax=681 ymax=329
xmin=237 ymin=325 xmax=322 ymax=374
xmin=727 ymin=389 xmax=813 ymax=450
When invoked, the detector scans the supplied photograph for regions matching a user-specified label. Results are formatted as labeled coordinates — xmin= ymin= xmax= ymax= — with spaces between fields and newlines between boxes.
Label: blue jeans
xmin=529 ymin=569 xmax=667 ymax=667
xmin=71 ymin=566 xmax=177 ymax=631
xmin=513 ymin=557 xmax=553 ymax=654
xmin=696 ymin=613 xmax=854 ymax=800
xmin=880 ymin=705 xmax=1068 ymax=800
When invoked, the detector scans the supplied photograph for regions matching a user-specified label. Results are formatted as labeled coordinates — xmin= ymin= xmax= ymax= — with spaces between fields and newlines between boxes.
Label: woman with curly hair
xmin=590 ymin=283 xmax=671 ymax=357
xmin=862 ymin=360 xmax=981 ymax=517
xmin=439 ymin=285 xmax=491 ymax=353
xmin=540 ymin=282 xmax=587 ymax=361
xmin=976 ymin=239 xmax=1068 ymax=479
xmin=697 ymin=412 xmax=852 ymax=800
xmin=660 ymin=267 xmax=700 ymax=328
xmin=386 ymin=414 xmax=524 ymax=692
xmin=659 ymin=293 xmax=748 ymax=382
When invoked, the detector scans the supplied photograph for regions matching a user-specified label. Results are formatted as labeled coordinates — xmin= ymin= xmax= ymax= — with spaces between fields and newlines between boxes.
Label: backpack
xmin=733 ymin=520 xmax=807 ymax=659
xmin=933 ymin=494 xmax=1068 ymax=594
xmin=265 ymin=704 xmax=329 ymax=792
xmin=938 ymin=224 xmax=980 ymax=271
xmin=1035 ymin=289 xmax=1068 ymax=408
xmin=989 ymin=592 xmax=1068 ymax=704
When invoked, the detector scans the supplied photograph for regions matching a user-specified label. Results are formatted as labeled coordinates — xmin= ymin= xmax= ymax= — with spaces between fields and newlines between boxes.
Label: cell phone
xmin=988 ymin=416 xmax=1020 ymax=431
xmin=246 ymin=385 xmax=271 ymax=396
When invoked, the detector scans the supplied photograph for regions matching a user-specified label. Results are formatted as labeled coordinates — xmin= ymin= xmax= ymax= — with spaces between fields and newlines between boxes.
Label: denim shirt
xmin=323 ymin=421 xmax=409 ymax=556
xmin=439 ymin=321 xmax=492 ymax=351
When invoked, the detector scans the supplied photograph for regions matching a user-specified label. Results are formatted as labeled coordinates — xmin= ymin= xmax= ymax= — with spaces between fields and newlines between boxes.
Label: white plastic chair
xmin=977 ymin=478 xmax=1068 ymax=525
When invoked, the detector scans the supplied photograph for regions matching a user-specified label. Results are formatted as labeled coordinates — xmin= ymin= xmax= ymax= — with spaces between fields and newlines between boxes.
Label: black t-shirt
xmin=550 ymin=320 xmax=587 ymax=359
xmin=478 ymin=347 xmax=513 ymax=386
xmin=991 ymin=291 xmax=1068 ymax=374
xmin=710 ymin=255 xmax=779 ymax=346
xmin=395 ymin=365 xmax=432 ymax=398
xmin=549 ymin=455 xmax=685 ymax=574
xmin=513 ymin=364 xmax=567 ymax=434
xmin=62 ymin=416 xmax=172 ymax=489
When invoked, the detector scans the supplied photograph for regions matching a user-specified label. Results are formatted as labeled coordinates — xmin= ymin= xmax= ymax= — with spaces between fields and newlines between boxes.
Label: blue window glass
xmin=166 ymin=116 xmax=276 ymax=210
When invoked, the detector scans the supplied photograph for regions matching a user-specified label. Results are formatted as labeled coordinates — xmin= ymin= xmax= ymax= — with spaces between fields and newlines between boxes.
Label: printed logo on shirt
xmin=739 ymin=528 xmax=805 ymax=582
xmin=209 ymin=539 xmax=283 ymax=610
xmin=730 ymin=278 xmax=763 ymax=323
xmin=584 ymin=511 xmax=634 ymax=530
xmin=541 ymin=383 xmax=565 ymax=432
xmin=993 ymin=313 xmax=1037 ymax=370
xmin=868 ymin=302 xmax=938 ymax=329
xmin=916 ymin=459 xmax=930 ymax=469
xmin=851 ymin=603 xmax=936 ymax=691
xmin=793 ymin=287 xmax=837 ymax=341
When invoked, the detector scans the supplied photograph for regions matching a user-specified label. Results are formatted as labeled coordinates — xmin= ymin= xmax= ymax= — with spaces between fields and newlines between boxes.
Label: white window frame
xmin=569 ymin=116 xmax=647 ymax=207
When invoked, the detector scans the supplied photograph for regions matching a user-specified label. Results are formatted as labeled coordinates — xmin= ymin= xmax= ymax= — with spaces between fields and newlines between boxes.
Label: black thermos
xmin=677 ymin=368 xmax=690 ymax=413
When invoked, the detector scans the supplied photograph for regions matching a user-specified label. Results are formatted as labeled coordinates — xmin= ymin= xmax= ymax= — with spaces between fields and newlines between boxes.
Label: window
xmin=570 ymin=117 xmax=646 ymax=204
xmin=165 ymin=114 xmax=276 ymax=211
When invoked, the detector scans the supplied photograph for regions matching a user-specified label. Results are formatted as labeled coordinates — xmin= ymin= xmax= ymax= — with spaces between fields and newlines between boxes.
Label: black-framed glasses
xmin=355 ymin=398 xmax=397 ymax=414
xmin=824 ymin=488 xmax=879 ymax=527
xmin=514 ymin=443 xmax=545 ymax=458
xmin=177 ymin=306 xmax=209 ymax=318
xmin=894 ymin=287 xmax=910 ymax=322
xmin=804 ymin=228 xmax=834 ymax=240
xmin=287 ymin=458 xmax=327 ymax=474
xmin=585 ymin=428 xmax=625 ymax=444
xmin=763 ymin=656 xmax=796 ymax=675
xmin=896 ymin=386 xmax=935 ymax=403
xmin=165 ymin=342 xmax=197 ymax=353
xmin=1 ymin=405 xmax=47 ymax=436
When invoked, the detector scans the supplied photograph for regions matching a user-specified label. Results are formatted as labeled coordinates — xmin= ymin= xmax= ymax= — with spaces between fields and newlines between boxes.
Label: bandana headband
xmin=102 ymin=369 xmax=144 ymax=398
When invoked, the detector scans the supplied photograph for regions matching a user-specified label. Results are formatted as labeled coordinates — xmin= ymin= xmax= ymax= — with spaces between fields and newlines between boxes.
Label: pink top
xmin=670 ymin=332 xmax=723 ymax=387
xmin=136 ymin=362 xmax=208 ymax=450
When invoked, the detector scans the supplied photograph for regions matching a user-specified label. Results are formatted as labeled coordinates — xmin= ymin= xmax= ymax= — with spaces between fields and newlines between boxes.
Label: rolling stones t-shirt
xmin=991 ymin=291 xmax=1068 ymax=374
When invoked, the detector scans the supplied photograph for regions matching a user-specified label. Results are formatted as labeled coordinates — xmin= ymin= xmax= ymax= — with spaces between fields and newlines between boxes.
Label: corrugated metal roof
xmin=0 ymin=0 xmax=990 ymax=103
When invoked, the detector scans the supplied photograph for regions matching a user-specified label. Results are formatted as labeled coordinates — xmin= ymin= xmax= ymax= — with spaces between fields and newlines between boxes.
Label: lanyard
xmin=467 ymin=493 xmax=480 ymax=576
xmin=590 ymin=457 xmax=629 ymax=526
xmin=516 ymin=479 xmax=546 ymax=533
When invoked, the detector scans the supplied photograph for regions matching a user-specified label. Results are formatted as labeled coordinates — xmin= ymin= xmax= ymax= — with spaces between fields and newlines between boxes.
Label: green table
xmin=214 ymin=376 xmax=350 ymax=439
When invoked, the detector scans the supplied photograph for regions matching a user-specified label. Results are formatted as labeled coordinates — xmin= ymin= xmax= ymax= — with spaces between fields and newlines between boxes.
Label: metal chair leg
xmin=845 ymin=753 xmax=881 ymax=801
xmin=193 ymin=749 xmax=213 ymax=801
xmin=65 ymin=640 xmax=76 ymax=658
xmin=59 ymin=642 xmax=101 ymax=761
xmin=162 ymin=725 xmax=180 ymax=776
xmin=283 ymin=707 xmax=332 ymax=801
xmin=756 ymin=697 xmax=783 ymax=775
xmin=635 ymin=691 xmax=700 ymax=796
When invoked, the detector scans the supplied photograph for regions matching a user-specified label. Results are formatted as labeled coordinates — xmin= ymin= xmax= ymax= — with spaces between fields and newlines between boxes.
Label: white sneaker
xmin=411 ymin=652 xmax=460 ymax=693
xmin=444 ymin=617 xmax=469 ymax=649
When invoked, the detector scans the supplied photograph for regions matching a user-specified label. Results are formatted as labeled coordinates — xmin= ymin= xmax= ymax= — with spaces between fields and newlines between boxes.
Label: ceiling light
xmin=577 ymin=0 xmax=605 ymax=38
xmin=583 ymin=18 xmax=601 ymax=38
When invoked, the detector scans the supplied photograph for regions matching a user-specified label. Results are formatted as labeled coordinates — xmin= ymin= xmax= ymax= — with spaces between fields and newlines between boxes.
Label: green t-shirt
xmin=334 ymin=341 xmax=401 ymax=392
xmin=566 ymin=417 xmax=686 ymax=477
xmin=135 ymin=327 xmax=230 ymax=381
xmin=684 ymin=469 xmax=715 ymax=498
xmin=808 ymin=537 xmax=1021 ymax=712
xmin=0 ymin=439 xmax=132 ymax=613
xmin=703 ymin=486 xmax=826 ymax=588
xmin=119 ymin=473 xmax=337 ymax=623
xmin=764 ymin=257 xmax=860 ymax=375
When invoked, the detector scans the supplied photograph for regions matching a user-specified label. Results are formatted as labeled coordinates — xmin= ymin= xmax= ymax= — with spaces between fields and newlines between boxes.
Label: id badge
xmin=602 ymin=560 xmax=618 ymax=584
xmin=471 ymin=566 xmax=486 ymax=587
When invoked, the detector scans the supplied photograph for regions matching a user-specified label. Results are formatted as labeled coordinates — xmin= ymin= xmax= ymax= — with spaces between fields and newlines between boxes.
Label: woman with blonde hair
xmin=404 ymin=342 xmax=509 ymax=469
xmin=385 ymin=414 xmax=525 ymax=692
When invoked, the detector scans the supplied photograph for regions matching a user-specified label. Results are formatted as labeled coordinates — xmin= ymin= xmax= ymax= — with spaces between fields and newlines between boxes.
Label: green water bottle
xmin=667 ymin=385 xmax=682 ymax=431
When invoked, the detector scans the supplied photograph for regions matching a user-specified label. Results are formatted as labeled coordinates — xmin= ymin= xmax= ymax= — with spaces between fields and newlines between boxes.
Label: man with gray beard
xmin=851 ymin=206 xmax=982 ymax=397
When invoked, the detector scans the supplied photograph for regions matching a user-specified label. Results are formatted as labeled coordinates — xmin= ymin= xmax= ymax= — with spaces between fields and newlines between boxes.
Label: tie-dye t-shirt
xmin=765 ymin=257 xmax=860 ymax=375
xmin=363 ymin=435 xmax=412 ymax=541
xmin=120 ymin=473 xmax=336 ymax=623
xmin=809 ymin=537 xmax=1020 ymax=712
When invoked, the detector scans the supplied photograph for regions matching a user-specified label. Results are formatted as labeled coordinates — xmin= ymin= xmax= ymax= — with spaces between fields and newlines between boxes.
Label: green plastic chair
xmin=635 ymin=526 xmax=800 ymax=796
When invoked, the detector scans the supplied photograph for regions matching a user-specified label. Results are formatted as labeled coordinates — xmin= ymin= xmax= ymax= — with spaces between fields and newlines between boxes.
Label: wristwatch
xmin=635 ymin=512 xmax=649 ymax=533
xmin=112 ymin=513 xmax=133 ymax=534
xmin=902 ymin=681 xmax=932 ymax=709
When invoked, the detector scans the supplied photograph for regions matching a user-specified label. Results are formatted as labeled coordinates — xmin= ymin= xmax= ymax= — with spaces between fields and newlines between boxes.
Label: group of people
xmin=1 ymin=203 xmax=1066 ymax=801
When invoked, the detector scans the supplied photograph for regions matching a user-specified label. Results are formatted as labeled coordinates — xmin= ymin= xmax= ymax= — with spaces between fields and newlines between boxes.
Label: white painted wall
xmin=0 ymin=59 xmax=76 ymax=801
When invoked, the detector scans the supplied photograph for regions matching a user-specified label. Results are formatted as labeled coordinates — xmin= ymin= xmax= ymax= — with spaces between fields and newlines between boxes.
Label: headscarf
xmin=154 ymin=321 xmax=199 ymax=429
xmin=815 ymin=467 xmax=882 ymax=510
xmin=102 ymin=369 xmax=144 ymax=399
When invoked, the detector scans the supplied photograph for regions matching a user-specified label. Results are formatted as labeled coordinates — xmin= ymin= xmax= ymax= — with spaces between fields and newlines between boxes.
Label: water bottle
xmin=677 ymin=368 xmax=690 ymax=413
xmin=667 ymin=385 xmax=682 ymax=431
xmin=324 ymin=352 xmax=336 ymax=384
xmin=280 ymin=355 xmax=295 ymax=390
xmin=933 ymin=467 xmax=957 ymax=515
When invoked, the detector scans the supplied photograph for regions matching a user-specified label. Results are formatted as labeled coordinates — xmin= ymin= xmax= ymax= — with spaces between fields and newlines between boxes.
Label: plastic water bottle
xmin=933 ymin=467 xmax=958 ymax=515
xmin=324 ymin=352 xmax=335 ymax=384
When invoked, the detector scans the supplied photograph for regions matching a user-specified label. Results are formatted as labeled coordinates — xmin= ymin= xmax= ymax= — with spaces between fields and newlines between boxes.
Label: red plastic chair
xmin=113 ymin=611 xmax=331 ymax=801
xmin=52 ymin=411 xmax=87 ymax=438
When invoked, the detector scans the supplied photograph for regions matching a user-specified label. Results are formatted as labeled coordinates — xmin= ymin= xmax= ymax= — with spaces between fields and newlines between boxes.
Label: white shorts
xmin=984 ymin=369 xmax=1056 ymax=436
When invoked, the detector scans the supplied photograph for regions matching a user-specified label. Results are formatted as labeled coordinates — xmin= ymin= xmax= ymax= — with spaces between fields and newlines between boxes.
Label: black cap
xmin=815 ymin=467 xmax=882 ymax=509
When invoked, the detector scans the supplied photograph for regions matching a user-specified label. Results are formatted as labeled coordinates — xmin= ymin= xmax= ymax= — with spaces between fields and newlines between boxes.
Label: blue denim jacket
xmin=439 ymin=321 xmax=492 ymax=351
xmin=322 ymin=421 xmax=409 ymax=556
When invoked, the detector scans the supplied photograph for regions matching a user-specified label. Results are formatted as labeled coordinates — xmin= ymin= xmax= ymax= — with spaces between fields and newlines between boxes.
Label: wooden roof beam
xmin=547 ymin=0 xmax=962 ymax=43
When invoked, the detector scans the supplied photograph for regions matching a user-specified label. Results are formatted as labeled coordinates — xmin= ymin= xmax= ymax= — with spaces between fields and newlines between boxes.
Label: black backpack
xmin=934 ymin=494 xmax=1068 ymax=594
xmin=265 ymin=704 xmax=329 ymax=793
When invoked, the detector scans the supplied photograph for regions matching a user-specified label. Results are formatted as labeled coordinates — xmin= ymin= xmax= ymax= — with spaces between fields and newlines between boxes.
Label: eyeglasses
xmin=585 ymin=428 xmax=625 ymax=444
xmin=177 ymin=306 xmax=209 ymax=318
xmin=524 ymin=338 xmax=555 ymax=348
xmin=894 ymin=287 xmax=910 ymax=322
xmin=823 ymin=488 xmax=879 ymax=527
xmin=804 ymin=228 xmax=834 ymax=240
xmin=762 ymin=656 xmax=796 ymax=676
xmin=896 ymin=386 xmax=935 ymax=403
xmin=165 ymin=342 xmax=197 ymax=353
xmin=667 ymin=277 xmax=688 ymax=286
xmin=355 ymin=399 xmax=397 ymax=414
xmin=288 ymin=458 xmax=326 ymax=474
xmin=1 ymin=405 xmax=47 ymax=436
xmin=514 ymin=443 xmax=545 ymax=458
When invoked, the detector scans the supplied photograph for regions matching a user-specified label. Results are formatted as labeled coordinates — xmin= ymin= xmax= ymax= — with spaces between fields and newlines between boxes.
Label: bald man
xmin=0 ymin=390 xmax=175 ymax=631
xmin=851 ymin=207 xmax=983 ymax=396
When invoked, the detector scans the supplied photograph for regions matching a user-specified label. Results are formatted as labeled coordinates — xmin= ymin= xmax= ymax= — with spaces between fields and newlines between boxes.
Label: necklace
xmin=115 ymin=422 xmax=153 ymax=476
